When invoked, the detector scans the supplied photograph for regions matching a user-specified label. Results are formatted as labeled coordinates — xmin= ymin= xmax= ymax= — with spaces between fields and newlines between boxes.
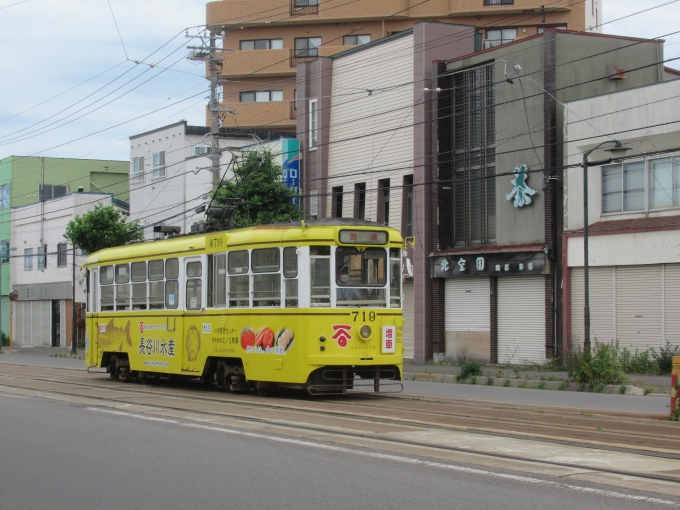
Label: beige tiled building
xmin=206 ymin=0 xmax=600 ymax=131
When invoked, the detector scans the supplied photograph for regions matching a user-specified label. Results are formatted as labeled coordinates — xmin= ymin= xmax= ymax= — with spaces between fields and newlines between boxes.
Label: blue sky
xmin=0 ymin=0 xmax=677 ymax=162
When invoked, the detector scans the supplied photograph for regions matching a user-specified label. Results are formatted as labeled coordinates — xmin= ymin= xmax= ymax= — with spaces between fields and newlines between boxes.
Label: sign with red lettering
xmin=382 ymin=326 xmax=396 ymax=353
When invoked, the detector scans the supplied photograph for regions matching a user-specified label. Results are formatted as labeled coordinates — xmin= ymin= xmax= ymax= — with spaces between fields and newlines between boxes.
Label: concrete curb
xmin=403 ymin=372 xmax=667 ymax=396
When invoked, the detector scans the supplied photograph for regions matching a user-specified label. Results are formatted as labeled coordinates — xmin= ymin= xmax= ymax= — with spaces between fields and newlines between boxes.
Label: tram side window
xmin=389 ymin=248 xmax=401 ymax=308
xmin=148 ymin=259 xmax=164 ymax=310
xmin=165 ymin=258 xmax=179 ymax=309
xmin=310 ymin=246 xmax=330 ymax=306
xmin=115 ymin=264 xmax=130 ymax=311
xmin=228 ymin=250 xmax=249 ymax=307
xmin=283 ymin=247 xmax=298 ymax=308
xmin=252 ymin=248 xmax=281 ymax=307
xmin=131 ymin=262 xmax=147 ymax=310
xmin=100 ymin=265 xmax=114 ymax=311
xmin=186 ymin=261 xmax=202 ymax=310
xmin=208 ymin=254 xmax=226 ymax=308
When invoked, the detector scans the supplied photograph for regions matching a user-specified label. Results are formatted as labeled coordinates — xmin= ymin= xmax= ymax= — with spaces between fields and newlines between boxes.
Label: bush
xmin=619 ymin=348 xmax=657 ymax=375
xmin=567 ymin=341 xmax=625 ymax=388
xmin=0 ymin=333 xmax=8 ymax=347
xmin=456 ymin=360 xmax=482 ymax=382
xmin=650 ymin=342 xmax=680 ymax=376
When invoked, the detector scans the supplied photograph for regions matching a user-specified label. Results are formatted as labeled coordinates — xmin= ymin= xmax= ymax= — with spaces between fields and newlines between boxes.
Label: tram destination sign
xmin=431 ymin=252 xmax=550 ymax=278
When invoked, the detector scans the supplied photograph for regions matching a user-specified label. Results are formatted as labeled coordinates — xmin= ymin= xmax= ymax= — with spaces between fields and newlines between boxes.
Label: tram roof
xmin=85 ymin=219 xmax=403 ymax=266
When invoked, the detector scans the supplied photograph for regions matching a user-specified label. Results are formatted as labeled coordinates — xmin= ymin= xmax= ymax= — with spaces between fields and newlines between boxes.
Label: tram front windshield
xmin=335 ymin=247 xmax=389 ymax=307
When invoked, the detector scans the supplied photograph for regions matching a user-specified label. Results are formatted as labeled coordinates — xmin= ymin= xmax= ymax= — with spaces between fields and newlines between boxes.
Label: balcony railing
xmin=290 ymin=48 xmax=319 ymax=67
xmin=483 ymin=38 xmax=514 ymax=49
xmin=290 ymin=0 xmax=319 ymax=16
xmin=484 ymin=0 xmax=514 ymax=5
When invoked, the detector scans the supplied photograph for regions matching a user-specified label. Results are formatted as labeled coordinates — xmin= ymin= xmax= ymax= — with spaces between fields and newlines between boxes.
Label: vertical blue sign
xmin=281 ymin=138 xmax=300 ymax=207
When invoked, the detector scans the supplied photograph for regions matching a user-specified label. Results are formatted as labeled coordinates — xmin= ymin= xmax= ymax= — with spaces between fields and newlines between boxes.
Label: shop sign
xmin=431 ymin=252 xmax=549 ymax=278
xmin=506 ymin=164 xmax=537 ymax=208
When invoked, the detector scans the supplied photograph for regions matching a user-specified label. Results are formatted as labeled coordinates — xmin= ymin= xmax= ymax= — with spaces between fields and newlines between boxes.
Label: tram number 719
xmin=352 ymin=311 xmax=376 ymax=322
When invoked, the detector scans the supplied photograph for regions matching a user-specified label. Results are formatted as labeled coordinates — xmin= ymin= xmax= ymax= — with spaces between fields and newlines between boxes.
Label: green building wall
xmin=0 ymin=155 xmax=129 ymax=341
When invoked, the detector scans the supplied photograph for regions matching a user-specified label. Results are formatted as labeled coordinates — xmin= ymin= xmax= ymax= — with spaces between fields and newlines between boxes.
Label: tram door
xmin=182 ymin=257 xmax=204 ymax=374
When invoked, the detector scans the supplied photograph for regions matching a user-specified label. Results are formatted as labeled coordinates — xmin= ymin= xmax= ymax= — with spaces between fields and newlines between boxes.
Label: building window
xmin=131 ymin=156 xmax=145 ymax=182
xmin=24 ymin=248 xmax=33 ymax=271
xmin=452 ymin=63 xmax=496 ymax=246
xmin=355 ymin=183 xmax=366 ymax=220
xmin=538 ymin=26 xmax=567 ymax=33
xmin=38 ymin=245 xmax=47 ymax=269
xmin=240 ymin=39 xmax=283 ymax=50
xmin=294 ymin=37 xmax=321 ymax=57
xmin=0 ymin=184 xmax=8 ymax=209
xmin=193 ymin=145 xmax=209 ymax=156
xmin=332 ymin=186 xmax=343 ymax=217
xmin=484 ymin=28 xmax=517 ymax=49
xmin=39 ymin=184 xmax=68 ymax=202
xmin=404 ymin=175 xmax=414 ymax=237
xmin=291 ymin=0 xmax=319 ymax=16
xmin=310 ymin=188 xmax=318 ymax=218
xmin=378 ymin=179 xmax=390 ymax=225
xmin=152 ymin=151 xmax=165 ymax=179
xmin=239 ymin=91 xmax=284 ymax=102
xmin=0 ymin=240 xmax=8 ymax=264
xmin=602 ymin=156 xmax=680 ymax=213
xmin=309 ymin=99 xmax=318 ymax=147
xmin=343 ymin=35 xmax=371 ymax=46
xmin=57 ymin=243 xmax=68 ymax=267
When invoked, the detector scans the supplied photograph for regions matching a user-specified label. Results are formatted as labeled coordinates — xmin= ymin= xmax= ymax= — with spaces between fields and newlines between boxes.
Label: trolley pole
xmin=70 ymin=246 xmax=77 ymax=355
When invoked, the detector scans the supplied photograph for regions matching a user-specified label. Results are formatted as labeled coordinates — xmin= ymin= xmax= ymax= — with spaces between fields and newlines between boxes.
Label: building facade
xmin=129 ymin=122 xmax=292 ymax=240
xmin=206 ymin=0 xmax=598 ymax=131
xmin=0 ymin=155 xmax=128 ymax=341
xmin=431 ymin=30 xmax=666 ymax=363
xmin=296 ymin=21 xmax=480 ymax=360
xmin=563 ymin=78 xmax=680 ymax=354
xmin=10 ymin=193 xmax=128 ymax=347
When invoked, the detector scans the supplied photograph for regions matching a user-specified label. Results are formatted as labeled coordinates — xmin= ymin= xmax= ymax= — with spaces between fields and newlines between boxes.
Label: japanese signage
xmin=339 ymin=230 xmax=388 ymax=245
xmin=506 ymin=164 xmax=537 ymax=208
xmin=282 ymin=138 xmax=300 ymax=207
xmin=382 ymin=326 xmax=396 ymax=353
xmin=431 ymin=252 xmax=549 ymax=278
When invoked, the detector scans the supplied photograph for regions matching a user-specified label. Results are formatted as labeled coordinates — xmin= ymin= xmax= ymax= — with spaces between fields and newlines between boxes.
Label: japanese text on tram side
xmin=245 ymin=345 xmax=287 ymax=355
xmin=139 ymin=338 xmax=175 ymax=357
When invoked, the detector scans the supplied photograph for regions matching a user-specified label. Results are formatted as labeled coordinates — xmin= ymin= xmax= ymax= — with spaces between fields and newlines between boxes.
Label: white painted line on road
xmin=0 ymin=393 xmax=28 ymax=399
xmin=87 ymin=406 xmax=678 ymax=506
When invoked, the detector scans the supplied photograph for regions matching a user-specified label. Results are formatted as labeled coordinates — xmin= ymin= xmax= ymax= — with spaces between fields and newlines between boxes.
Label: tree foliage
xmin=213 ymin=147 xmax=300 ymax=228
xmin=65 ymin=204 xmax=143 ymax=254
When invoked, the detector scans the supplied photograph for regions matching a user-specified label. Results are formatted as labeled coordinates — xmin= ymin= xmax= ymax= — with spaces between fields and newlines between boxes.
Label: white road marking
xmin=87 ymin=407 xmax=679 ymax=507
xmin=0 ymin=392 xmax=29 ymax=398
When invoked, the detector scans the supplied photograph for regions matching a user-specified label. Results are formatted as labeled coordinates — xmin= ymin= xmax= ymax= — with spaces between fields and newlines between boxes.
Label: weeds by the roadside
xmin=502 ymin=379 xmax=511 ymax=387
xmin=456 ymin=360 xmax=482 ymax=382
xmin=537 ymin=381 xmax=547 ymax=390
xmin=486 ymin=376 xmax=494 ymax=386
xmin=566 ymin=340 xmax=625 ymax=389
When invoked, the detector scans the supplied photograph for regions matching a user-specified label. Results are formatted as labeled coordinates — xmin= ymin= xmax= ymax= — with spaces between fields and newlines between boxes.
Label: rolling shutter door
xmin=15 ymin=301 xmax=25 ymax=345
xmin=665 ymin=264 xmax=680 ymax=345
xmin=40 ymin=301 xmax=51 ymax=346
xmin=498 ymin=276 xmax=545 ymax=363
xmin=570 ymin=267 xmax=615 ymax=346
xmin=616 ymin=265 xmax=662 ymax=351
xmin=401 ymin=279 xmax=414 ymax=360
xmin=445 ymin=278 xmax=490 ymax=332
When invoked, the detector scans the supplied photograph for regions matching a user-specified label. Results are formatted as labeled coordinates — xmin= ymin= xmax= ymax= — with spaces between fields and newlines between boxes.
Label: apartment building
xmin=206 ymin=0 xmax=598 ymax=131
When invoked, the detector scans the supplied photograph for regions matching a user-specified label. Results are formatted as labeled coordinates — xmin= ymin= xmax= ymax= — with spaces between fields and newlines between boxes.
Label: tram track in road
xmin=2 ymin=362 xmax=680 ymax=462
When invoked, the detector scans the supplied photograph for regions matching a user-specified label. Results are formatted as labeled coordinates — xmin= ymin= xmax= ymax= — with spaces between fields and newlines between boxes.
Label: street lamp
xmin=582 ymin=140 xmax=631 ymax=354
xmin=1 ymin=246 xmax=17 ymax=349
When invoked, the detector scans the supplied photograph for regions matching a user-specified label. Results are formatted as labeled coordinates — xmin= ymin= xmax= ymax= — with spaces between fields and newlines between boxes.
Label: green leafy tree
xmin=213 ymin=147 xmax=300 ymax=228
xmin=65 ymin=204 xmax=143 ymax=254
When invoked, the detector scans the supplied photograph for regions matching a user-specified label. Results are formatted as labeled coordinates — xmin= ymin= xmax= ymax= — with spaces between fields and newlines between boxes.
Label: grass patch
xmin=537 ymin=381 xmax=547 ymax=390
xmin=502 ymin=379 xmax=511 ymax=387
xmin=486 ymin=376 xmax=494 ymax=386
xmin=456 ymin=361 xmax=482 ymax=382
xmin=469 ymin=375 xmax=477 ymax=385
xmin=517 ymin=381 xmax=526 ymax=389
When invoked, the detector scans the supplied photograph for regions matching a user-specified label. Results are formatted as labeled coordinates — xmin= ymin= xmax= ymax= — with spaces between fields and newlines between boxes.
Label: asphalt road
xmin=0 ymin=394 xmax=676 ymax=510
xmin=0 ymin=352 xmax=669 ymax=414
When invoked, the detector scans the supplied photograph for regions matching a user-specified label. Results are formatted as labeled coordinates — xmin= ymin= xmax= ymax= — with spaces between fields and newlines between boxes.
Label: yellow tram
xmin=84 ymin=219 xmax=405 ymax=394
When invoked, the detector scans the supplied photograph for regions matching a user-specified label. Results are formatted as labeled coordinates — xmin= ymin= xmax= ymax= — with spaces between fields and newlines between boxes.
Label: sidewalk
xmin=403 ymin=361 xmax=671 ymax=396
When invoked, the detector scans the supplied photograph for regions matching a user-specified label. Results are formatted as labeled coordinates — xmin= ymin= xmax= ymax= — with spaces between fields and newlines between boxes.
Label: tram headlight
xmin=359 ymin=325 xmax=372 ymax=340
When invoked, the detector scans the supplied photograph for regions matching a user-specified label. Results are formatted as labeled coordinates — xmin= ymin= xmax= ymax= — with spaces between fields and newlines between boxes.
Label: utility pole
xmin=70 ymin=245 xmax=77 ymax=355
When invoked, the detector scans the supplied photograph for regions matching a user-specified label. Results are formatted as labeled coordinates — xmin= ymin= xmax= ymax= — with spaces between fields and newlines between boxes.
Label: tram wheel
xmin=109 ymin=360 xmax=117 ymax=379
xmin=256 ymin=387 xmax=271 ymax=397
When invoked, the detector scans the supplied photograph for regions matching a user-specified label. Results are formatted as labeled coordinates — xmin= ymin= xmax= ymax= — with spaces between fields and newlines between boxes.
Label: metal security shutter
xmin=616 ymin=265 xmax=662 ymax=351
xmin=570 ymin=267 xmax=615 ymax=346
xmin=15 ymin=302 xmax=25 ymax=345
xmin=445 ymin=278 xmax=490 ymax=332
xmin=665 ymin=264 xmax=680 ymax=345
xmin=497 ymin=276 xmax=545 ymax=364
xmin=401 ymin=279 xmax=414 ymax=360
